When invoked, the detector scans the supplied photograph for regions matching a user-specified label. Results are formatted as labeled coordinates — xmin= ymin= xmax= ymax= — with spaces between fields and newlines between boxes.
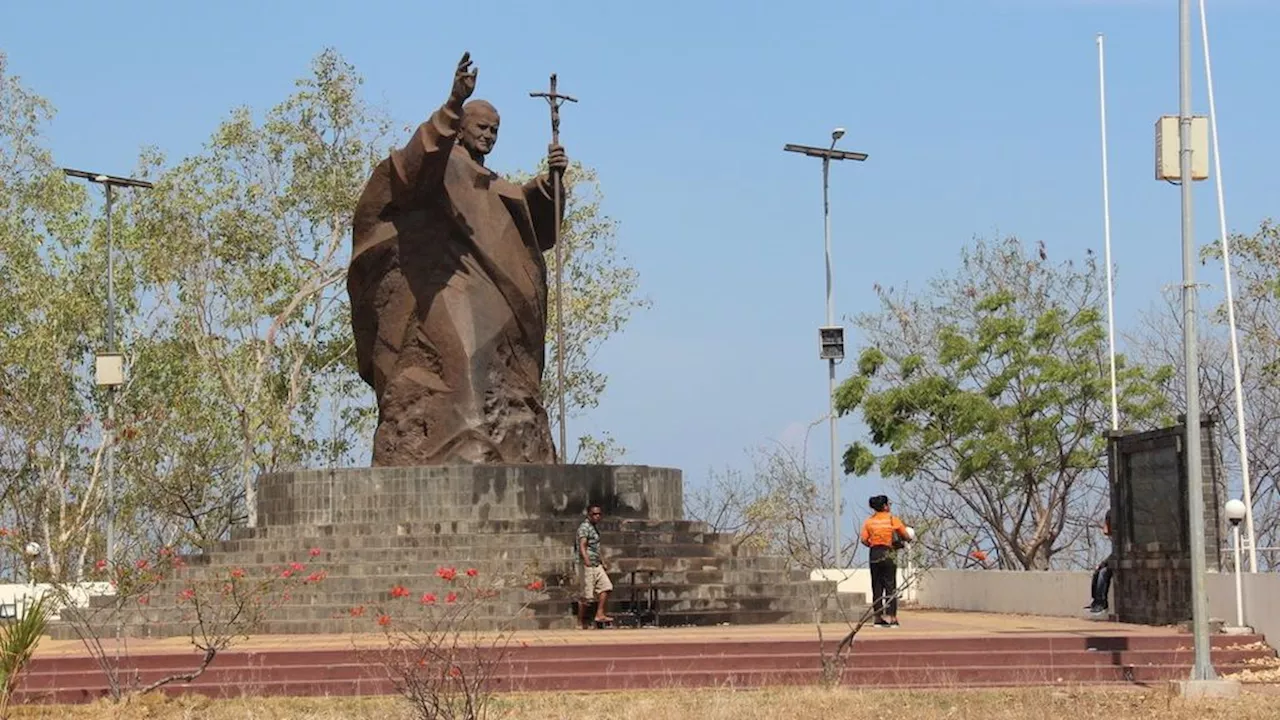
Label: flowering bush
xmin=53 ymin=545 xmax=328 ymax=700
xmin=360 ymin=564 xmax=547 ymax=720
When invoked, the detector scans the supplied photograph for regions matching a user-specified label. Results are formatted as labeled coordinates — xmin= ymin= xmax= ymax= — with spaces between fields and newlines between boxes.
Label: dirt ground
xmin=9 ymin=685 xmax=1280 ymax=720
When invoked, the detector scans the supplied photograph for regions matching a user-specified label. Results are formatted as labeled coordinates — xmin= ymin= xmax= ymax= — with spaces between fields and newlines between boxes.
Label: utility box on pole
xmin=1155 ymin=116 xmax=1210 ymax=181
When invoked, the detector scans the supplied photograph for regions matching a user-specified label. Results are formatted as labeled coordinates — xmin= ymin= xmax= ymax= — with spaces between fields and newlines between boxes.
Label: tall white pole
xmin=1199 ymin=0 xmax=1258 ymax=574
xmin=1232 ymin=523 xmax=1244 ymax=628
xmin=823 ymin=154 xmax=840 ymax=567
xmin=1097 ymin=33 xmax=1120 ymax=432
xmin=1179 ymin=0 xmax=1216 ymax=682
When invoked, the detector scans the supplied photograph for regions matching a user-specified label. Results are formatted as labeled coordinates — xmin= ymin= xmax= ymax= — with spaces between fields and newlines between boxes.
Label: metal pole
xmin=553 ymin=147 xmax=567 ymax=463
xmin=1179 ymin=0 xmax=1216 ymax=682
xmin=1233 ymin=523 xmax=1244 ymax=628
xmin=104 ymin=184 xmax=116 ymax=567
xmin=529 ymin=75 xmax=576 ymax=464
xmin=1097 ymin=33 xmax=1119 ymax=432
xmin=1199 ymin=0 xmax=1258 ymax=573
xmin=823 ymin=154 xmax=840 ymax=567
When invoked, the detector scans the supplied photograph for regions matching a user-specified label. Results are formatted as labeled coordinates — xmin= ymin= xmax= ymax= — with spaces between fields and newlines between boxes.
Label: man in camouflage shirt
xmin=577 ymin=505 xmax=613 ymax=627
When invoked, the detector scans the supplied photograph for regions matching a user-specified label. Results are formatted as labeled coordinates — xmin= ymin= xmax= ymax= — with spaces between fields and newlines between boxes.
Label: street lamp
xmin=1224 ymin=499 xmax=1248 ymax=632
xmin=784 ymin=129 xmax=868 ymax=568
xmin=61 ymin=168 xmax=154 ymax=569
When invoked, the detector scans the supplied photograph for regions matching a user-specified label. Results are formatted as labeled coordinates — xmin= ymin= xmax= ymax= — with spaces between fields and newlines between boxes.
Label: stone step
xmin=203 ymin=532 xmax=744 ymax=557
xmin=164 ymin=559 xmax=796 ymax=587
xmin=229 ymin=518 xmax=718 ymax=542
xmin=49 ymin=602 xmax=858 ymax=639
xmin=180 ymin=542 xmax=763 ymax=569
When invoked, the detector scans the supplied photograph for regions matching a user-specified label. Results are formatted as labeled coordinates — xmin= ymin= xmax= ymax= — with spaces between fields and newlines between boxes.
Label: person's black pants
xmin=869 ymin=546 xmax=898 ymax=618
xmin=1090 ymin=554 xmax=1114 ymax=610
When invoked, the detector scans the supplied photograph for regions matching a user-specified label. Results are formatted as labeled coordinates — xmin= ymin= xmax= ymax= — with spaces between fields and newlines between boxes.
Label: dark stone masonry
xmin=52 ymin=465 xmax=851 ymax=639
xmin=1107 ymin=416 xmax=1227 ymax=627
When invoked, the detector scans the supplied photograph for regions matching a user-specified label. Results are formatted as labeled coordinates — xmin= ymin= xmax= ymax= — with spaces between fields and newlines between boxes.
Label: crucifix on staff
xmin=530 ymin=74 xmax=578 ymax=463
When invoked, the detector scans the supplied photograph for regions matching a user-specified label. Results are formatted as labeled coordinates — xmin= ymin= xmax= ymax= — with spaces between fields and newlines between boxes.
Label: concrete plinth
xmin=1174 ymin=678 xmax=1242 ymax=699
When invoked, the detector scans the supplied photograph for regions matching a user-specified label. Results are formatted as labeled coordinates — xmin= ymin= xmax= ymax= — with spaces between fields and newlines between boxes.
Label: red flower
xmin=465 ymin=568 xmax=478 ymax=577
xmin=436 ymin=566 xmax=457 ymax=581
xmin=308 ymin=547 xmax=322 ymax=558
xmin=0 ymin=528 xmax=9 ymax=537
xmin=305 ymin=571 xmax=327 ymax=584
xmin=230 ymin=568 xmax=245 ymax=579
xmin=421 ymin=592 xmax=437 ymax=605
xmin=376 ymin=614 xmax=391 ymax=627
xmin=290 ymin=562 xmax=305 ymax=572
xmin=177 ymin=588 xmax=195 ymax=602
xmin=350 ymin=606 xmax=366 ymax=617
xmin=526 ymin=579 xmax=545 ymax=591
xmin=94 ymin=559 xmax=108 ymax=572
xmin=445 ymin=592 xmax=458 ymax=604
xmin=137 ymin=595 xmax=150 ymax=605
xmin=448 ymin=666 xmax=462 ymax=678
xmin=390 ymin=585 xmax=410 ymax=599
xmin=970 ymin=550 xmax=988 ymax=563
xmin=135 ymin=559 xmax=149 ymax=570
xmin=159 ymin=547 xmax=172 ymax=557
xmin=281 ymin=569 xmax=293 ymax=579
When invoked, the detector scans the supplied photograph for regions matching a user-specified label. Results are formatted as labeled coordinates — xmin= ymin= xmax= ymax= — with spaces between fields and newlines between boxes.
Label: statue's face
xmin=460 ymin=105 xmax=500 ymax=157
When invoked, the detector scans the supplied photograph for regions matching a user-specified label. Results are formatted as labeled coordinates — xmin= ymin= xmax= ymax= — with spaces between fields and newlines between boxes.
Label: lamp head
xmin=832 ymin=128 xmax=846 ymax=142
xmin=1225 ymin=498 xmax=1247 ymax=526
xmin=23 ymin=542 xmax=40 ymax=558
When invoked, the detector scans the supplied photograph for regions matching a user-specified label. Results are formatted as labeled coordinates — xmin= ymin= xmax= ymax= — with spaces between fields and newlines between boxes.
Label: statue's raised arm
xmin=387 ymin=52 xmax=477 ymax=205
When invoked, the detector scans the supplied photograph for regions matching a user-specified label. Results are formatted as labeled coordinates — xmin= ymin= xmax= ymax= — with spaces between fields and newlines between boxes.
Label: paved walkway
xmin=33 ymin=610 xmax=1176 ymax=658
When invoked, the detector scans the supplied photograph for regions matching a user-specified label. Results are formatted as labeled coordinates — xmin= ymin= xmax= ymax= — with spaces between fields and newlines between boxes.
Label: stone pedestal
xmin=256 ymin=464 xmax=684 ymax=527
xmin=55 ymin=465 xmax=851 ymax=638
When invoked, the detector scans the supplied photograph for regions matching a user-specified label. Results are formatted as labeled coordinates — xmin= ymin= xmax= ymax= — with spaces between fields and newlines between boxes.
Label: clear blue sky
xmin=4 ymin=0 xmax=1278 ymax=520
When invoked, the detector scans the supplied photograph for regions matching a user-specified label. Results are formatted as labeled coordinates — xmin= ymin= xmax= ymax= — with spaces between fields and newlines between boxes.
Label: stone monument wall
xmin=1108 ymin=416 xmax=1226 ymax=626
xmin=256 ymin=464 xmax=684 ymax=528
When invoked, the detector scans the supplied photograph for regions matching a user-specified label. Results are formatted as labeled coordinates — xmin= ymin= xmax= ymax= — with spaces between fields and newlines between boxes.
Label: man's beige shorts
xmin=581 ymin=565 xmax=613 ymax=599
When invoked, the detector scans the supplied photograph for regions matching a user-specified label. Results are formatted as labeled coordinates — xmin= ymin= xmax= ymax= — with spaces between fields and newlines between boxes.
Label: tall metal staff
xmin=530 ymin=75 xmax=577 ymax=463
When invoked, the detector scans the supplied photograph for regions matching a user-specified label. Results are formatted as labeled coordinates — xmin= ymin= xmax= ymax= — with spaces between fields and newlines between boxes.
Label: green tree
xmin=130 ymin=49 xmax=390 ymax=527
xmin=1132 ymin=220 xmax=1280 ymax=565
xmin=836 ymin=237 xmax=1171 ymax=569
xmin=510 ymin=162 xmax=650 ymax=463
xmin=0 ymin=52 xmax=115 ymax=580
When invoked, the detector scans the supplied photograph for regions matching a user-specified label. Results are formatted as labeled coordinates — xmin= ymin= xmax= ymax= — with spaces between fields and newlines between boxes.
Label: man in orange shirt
xmin=860 ymin=495 xmax=909 ymax=627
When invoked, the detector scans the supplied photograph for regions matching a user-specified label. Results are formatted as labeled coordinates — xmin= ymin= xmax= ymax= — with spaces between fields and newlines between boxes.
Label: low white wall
xmin=811 ymin=567 xmax=919 ymax=603
xmin=0 ymin=582 xmax=114 ymax=621
xmin=914 ymin=569 xmax=1098 ymax=617
xmin=916 ymin=569 xmax=1280 ymax=643
xmin=1207 ymin=572 xmax=1280 ymax=644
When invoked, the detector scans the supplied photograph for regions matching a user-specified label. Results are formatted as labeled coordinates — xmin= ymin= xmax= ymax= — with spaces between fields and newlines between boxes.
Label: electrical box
xmin=819 ymin=326 xmax=845 ymax=361
xmin=95 ymin=353 xmax=124 ymax=387
xmin=1155 ymin=116 xmax=1209 ymax=182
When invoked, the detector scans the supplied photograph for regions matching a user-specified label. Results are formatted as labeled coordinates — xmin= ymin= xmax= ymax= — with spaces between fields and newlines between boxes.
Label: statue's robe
xmin=347 ymin=102 xmax=561 ymax=466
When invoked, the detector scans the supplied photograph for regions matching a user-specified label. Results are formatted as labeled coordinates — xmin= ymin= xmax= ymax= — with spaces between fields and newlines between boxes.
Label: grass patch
xmin=7 ymin=686 xmax=1280 ymax=719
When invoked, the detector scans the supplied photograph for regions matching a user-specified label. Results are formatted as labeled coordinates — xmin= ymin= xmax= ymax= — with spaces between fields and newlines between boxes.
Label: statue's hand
xmin=450 ymin=52 xmax=477 ymax=108
xmin=547 ymin=143 xmax=568 ymax=175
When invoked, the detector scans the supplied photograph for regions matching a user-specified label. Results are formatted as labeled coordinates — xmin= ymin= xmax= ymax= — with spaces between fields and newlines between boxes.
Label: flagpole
xmin=1097 ymin=33 xmax=1119 ymax=432
xmin=1198 ymin=0 xmax=1257 ymax=573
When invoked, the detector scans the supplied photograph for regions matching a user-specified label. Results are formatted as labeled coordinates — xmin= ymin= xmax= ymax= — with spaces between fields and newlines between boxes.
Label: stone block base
xmin=49 ymin=465 xmax=856 ymax=639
